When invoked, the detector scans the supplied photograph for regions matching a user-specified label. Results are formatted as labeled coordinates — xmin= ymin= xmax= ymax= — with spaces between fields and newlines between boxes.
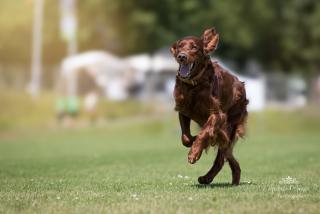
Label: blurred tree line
xmin=0 ymin=0 xmax=320 ymax=74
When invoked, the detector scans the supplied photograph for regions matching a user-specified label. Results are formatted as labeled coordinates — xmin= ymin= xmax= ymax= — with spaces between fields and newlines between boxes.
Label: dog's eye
xmin=191 ymin=45 xmax=197 ymax=50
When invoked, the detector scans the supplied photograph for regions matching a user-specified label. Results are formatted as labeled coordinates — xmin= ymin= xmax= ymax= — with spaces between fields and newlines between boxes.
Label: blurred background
xmin=0 ymin=0 xmax=320 ymax=131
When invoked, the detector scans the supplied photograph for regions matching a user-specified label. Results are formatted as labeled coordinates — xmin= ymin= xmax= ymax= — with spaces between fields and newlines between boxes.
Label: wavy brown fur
xmin=171 ymin=27 xmax=248 ymax=185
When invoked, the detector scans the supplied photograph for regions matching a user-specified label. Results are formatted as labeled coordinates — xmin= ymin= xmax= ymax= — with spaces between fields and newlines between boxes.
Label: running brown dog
xmin=171 ymin=27 xmax=248 ymax=185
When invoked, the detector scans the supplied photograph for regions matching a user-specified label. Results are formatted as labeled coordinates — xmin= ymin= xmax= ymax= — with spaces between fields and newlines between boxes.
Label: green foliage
xmin=0 ymin=0 xmax=320 ymax=73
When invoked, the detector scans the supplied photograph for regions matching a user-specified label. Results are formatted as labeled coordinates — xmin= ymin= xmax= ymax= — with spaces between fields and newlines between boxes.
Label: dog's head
xmin=170 ymin=28 xmax=219 ymax=78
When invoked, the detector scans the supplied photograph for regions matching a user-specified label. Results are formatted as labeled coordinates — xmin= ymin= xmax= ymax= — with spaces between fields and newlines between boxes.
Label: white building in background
xmin=238 ymin=76 xmax=266 ymax=111
xmin=58 ymin=50 xmax=132 ymax=100
xmin=58 ymin=50 xmax=267 ymax=112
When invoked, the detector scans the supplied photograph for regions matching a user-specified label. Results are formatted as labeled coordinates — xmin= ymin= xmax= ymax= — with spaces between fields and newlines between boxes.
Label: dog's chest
xmin=174 ymin=83 xmax=211 ymax=122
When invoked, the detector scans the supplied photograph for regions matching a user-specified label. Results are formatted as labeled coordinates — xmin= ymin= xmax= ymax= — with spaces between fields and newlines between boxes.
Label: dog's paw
xmin=181 ymin=134 xmax=193 ymax=147
xmin=188 ymin=142 xmax=203 ymax=164
xmin=198 ymin=175 xmax=213 ymax=185
xmin=232 ymin=179 xmax=240 ymax=186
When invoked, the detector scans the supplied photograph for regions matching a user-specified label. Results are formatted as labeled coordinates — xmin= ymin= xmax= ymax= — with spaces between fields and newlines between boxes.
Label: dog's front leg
xmin=188 ymin=114 xmax=224 ymax=164
xmin=179 ymin=113 xmax=196 ymax=147
xmin=188 ymin=114 xmax=217 ymax=164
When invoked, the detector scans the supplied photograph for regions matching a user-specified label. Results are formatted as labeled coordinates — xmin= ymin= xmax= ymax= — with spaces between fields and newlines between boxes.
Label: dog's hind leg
xmin=225 ymin=126 xmax=241 ymax=185
xmin=227 ymin=155 xmax=241 ymax=185
xmin=225 ymin=146 xmax=241 ymax=185
xmin=198 ymin=149 xmax=225 ymax=184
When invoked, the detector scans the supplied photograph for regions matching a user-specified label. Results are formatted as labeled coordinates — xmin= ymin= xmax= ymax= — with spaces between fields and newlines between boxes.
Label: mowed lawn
xmin=0 ymin=111 xmax=319 ymax=213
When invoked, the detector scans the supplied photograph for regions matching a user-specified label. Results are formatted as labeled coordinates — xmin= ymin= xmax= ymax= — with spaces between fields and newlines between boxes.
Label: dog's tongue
xmin=179 ymin=64 xmax=189 ymax=77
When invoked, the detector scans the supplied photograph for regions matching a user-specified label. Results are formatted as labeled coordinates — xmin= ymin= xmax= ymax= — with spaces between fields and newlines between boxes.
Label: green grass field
xmin=0 ymin=110 xmax=319 ymax=213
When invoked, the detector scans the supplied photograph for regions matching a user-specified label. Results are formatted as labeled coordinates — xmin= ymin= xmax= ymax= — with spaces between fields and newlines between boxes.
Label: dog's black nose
xmin=177 ymin=53 xmax=187 ymax=62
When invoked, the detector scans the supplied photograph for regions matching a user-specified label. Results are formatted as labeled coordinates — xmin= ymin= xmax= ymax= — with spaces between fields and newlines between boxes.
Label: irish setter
xmin=171 ymin=28 xmax=248 ymax=185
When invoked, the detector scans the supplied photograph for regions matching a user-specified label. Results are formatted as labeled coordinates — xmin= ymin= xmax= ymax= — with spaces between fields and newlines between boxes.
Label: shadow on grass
xmin=191 ymin=182 xmax=256 ymax=189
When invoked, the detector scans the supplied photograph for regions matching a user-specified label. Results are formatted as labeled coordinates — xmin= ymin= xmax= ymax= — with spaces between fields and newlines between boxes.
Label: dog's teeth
xmin=191 ymin=63 xmax=194 ymax=70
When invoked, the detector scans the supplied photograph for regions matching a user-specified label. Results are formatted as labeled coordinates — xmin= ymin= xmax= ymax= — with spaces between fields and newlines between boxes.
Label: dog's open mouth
xmin=178 ymin=63 xmax=195 ymax=78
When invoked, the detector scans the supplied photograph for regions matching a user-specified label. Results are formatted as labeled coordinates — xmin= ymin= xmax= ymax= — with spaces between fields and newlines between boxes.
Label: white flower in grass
xmin=132 ymin=193 xmax=139 ymax=200
xmin=56 ymin=196 xmax=61 ymax=200
xmin=177 ymin=174 xmax=190 ymax=179
xmin=188 ymin=197 xmax=193 ymax=201
xmin=279 ymin=176 xmax=298 ymax=185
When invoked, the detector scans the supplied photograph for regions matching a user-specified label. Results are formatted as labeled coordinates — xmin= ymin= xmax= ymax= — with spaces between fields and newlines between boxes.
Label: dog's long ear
xmin=202 ymin=28 xmax=219 ymax=54
xmin=170 ymin=41 xmax=178 ymax=56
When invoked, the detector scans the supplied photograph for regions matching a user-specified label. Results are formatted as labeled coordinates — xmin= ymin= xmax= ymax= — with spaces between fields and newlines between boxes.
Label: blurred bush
xmin=1 ymin=0 xmax=320 ymax=74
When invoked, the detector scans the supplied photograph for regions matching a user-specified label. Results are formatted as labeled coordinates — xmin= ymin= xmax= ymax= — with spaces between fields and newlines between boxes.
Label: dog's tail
xmin=235 ymin=121 xmax=246 ymax=139
xmin=235 ymin=100 xmax=249 ymax=140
